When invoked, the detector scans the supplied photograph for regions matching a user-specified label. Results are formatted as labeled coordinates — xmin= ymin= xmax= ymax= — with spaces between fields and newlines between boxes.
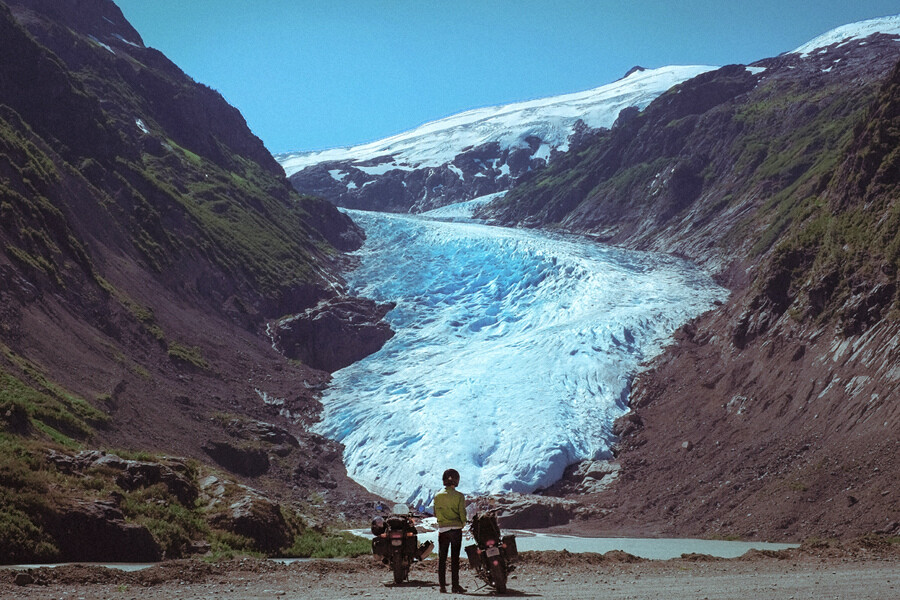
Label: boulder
xmin=1 ymin=400 xmax=31 ymax=435
xmin=210 ymin=494 xmax=290 ymax=553
xmin=271 ymin=296 xmax=395 ymax=372
xmin=45 ymin=500 xmax=161 ymax=562
xmin=494 ymin=495 xmax=577 ymax=529
xmin=116 ymin=460 xmax=198 ymax=506
xmin=47 ymin=450 xmax=198 ymax=505
xmin=202 ymin=440 xmax=270 ymax=477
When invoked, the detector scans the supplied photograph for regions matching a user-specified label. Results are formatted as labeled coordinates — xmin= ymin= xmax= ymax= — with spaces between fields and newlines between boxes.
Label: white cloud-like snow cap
xmin=791 ymin=14 xmax=900 ymax=58
xmin=277 ymin=65 xmax=717 ymax=176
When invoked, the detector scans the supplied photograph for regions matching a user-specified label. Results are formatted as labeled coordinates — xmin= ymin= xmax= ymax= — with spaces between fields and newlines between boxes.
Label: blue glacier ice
xmin=314 ymin=210 xmax=728 ymax=505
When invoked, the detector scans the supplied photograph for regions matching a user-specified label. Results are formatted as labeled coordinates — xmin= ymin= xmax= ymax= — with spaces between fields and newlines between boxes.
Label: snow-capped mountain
xmin=790 ymin=14 xmax=900 ymax=57
xmin=276 ymin=65 xmax=717 ymax=213
xmin=277 ymin=15 xmax=900 ymax=215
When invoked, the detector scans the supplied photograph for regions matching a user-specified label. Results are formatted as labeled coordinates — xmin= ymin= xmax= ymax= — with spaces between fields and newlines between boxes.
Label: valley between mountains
xmin=282 ymin=15 xmax=900 ymax=543
xmin=0 ymin=0 xmax=898 ymax=576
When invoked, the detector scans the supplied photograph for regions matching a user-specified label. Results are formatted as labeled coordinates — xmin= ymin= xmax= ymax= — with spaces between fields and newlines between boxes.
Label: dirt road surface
xmin=2 ymin=549 xmax=897 ymax=600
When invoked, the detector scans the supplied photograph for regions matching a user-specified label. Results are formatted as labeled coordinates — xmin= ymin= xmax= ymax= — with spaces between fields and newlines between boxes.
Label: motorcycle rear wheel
xmin=489 ymin=559 xmax=507 ymax=593
xmin=391 ymin=553 xmax=406 ymax=584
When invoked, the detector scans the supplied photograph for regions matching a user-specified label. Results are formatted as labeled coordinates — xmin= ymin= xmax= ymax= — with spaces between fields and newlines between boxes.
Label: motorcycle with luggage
xmin=371 ymin=504 xmax=433 ymax=584
xmin=465 ymin=509 xmax=517 ymax=594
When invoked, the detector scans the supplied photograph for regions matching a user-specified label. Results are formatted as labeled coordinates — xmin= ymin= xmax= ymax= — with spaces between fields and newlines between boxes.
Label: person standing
xmin=433 ymin=468 xmax=467 ymax=593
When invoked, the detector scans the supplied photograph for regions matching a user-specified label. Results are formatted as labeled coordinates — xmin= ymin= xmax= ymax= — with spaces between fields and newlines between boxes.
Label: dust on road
xmin=2 ymin=548 xmax=897 ymax=600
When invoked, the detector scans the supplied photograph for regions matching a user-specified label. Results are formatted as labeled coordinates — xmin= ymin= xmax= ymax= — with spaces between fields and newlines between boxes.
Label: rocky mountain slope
xmin=277 ymin=65 xmax=716 ymax=213
xmin=4 ymin=0 xmax=898 ymax=563
xmin=0 ymin=0 xmax=388 ymax=563
xmin=480 ymin=21 xmax=900 ymax=539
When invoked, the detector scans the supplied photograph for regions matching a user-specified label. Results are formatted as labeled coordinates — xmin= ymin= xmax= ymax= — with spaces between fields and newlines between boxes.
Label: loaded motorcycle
xmin=465 ymin=509 xmax=517 ymax=594
xmin=371 ymin=504 xmax=433 ymax=584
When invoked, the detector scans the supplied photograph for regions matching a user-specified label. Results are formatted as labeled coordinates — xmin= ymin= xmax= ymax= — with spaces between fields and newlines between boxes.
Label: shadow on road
xmin=383 ymin=578 xmax=440 ymax=589
xmin=382 ymin=579 xmax=541 ymax=596
xmin=460 ymin=586 xmax=541 ymax=597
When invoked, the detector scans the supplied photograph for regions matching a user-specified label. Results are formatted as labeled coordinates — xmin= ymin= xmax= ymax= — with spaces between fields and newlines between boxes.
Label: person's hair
xmin=442 ymin=468 xmax=460 ymax=486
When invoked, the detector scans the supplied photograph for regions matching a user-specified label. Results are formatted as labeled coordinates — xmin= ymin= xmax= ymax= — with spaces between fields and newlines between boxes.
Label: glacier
xmin=314 ymin=210 xmax=728 ymax=504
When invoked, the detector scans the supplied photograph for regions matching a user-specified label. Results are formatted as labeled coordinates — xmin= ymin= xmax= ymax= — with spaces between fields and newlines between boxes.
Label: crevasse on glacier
xmin=314 ymin=210 xmax=727 ymax=505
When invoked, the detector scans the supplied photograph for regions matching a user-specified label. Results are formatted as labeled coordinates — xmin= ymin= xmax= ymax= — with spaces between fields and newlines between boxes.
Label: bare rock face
xmin=47 ymin=450 xmax=198 ymax=506
xmin=271 ymin=296 xmax=395 ymax=372
xmin=201 ymin=418 xmax=306 ymax=477
xmin=45 ymin=500 xmax=162 ymax=562
xmin=489 ymin=494 xmax=579 ymax=529
xmin=202 ymin=440 xmax=270 ymax=477
xmin=536 ymin=459 xmax=622 ymax=498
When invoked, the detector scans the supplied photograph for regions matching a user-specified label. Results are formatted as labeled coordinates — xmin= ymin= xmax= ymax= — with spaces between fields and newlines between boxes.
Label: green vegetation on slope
xmin=0 ymin=1 xmax=368 ymax=565
xmin=761 ymin=61 xmax=900 ymax=330
xmin=487 ymin=57 xmax=900 ymax=329
xmin=0 ymin=375 xmax=368 ymax=563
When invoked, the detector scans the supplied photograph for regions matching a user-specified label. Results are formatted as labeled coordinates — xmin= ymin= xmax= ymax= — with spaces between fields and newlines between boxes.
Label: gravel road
xmin=2 ymin=548 xmax=897 ymax=600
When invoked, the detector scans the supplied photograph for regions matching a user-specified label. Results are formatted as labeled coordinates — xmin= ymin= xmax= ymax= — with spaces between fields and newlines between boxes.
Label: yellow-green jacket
xmin=433 ymin=486 xmax=466 ymax=529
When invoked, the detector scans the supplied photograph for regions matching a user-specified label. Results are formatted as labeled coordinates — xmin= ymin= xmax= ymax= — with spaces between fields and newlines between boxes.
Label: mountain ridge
xmin=276 ymin=15 xmax=900 ymax=219
xmin=0 ymin=0 xmax=386 ymax=563
xmin=277 ymin=65 xmax=717 ymax=213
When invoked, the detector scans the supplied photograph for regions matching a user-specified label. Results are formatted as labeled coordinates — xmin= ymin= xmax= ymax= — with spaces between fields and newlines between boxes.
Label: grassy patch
xmin=119 ymin=482 xmax=208 ymax=558
xmin=167 ymin=341 xmax=209 ymax=370
xmin=206 ymin=530 xmax=262 ymax=560
xmin=0 ymin=504 xmax=58 ymax=563
xmin=0 ymin=435 xmax=60 ymax=562
xmin=0 ymin=357 xmax=106 ymax=441
xmin=281 ymin=529 xmax=372 ymax=559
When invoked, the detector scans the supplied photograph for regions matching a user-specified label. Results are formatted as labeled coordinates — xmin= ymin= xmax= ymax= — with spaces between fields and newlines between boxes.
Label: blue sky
xmin=114 ymin=1 xmax=900 ymax=155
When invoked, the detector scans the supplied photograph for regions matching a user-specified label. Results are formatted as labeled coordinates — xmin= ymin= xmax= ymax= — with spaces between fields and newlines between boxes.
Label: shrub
xmin=0 ymin=506 xmax=58 ymax=563
xmin=207 ymin=529 xmax=261 ymax=560
xmin=281 ymin=529 xmax=371 ymax=559
xmin=119 ymin=483 xmax=207 ymax=558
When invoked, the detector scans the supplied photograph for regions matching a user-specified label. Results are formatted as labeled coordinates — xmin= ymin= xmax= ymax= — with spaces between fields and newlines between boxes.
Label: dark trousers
xmin=438 ymin=528 xmax=462 ymax=588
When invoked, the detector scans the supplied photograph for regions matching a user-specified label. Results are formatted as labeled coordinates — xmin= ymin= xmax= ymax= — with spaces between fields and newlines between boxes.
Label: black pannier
xmin=502 ymin=534 xmax=518 ymax=561
xmin=372 ymin=536 xmax=388 ymax=557
xmin=464 ymin=543 xmax=481 ymax=570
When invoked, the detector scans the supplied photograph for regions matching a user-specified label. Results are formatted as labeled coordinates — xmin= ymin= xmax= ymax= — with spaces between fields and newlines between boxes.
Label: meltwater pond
xmin=315 ymin=211 xmax=727 ymax=504
xmin=347 ymin=520 xmax=799 ymax=560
